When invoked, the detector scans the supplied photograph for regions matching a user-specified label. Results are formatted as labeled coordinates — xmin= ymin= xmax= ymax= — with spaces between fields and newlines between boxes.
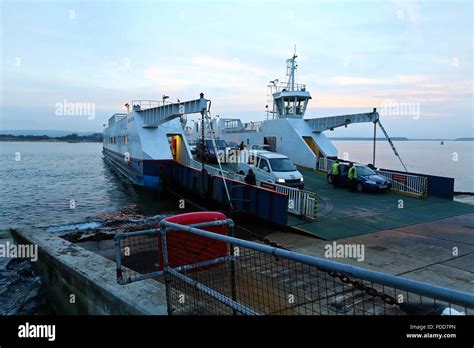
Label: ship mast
xmin=287 ymin=49 xmax=297 ymax=92
xmin=271 ymin=51 xmax=311 ymax=119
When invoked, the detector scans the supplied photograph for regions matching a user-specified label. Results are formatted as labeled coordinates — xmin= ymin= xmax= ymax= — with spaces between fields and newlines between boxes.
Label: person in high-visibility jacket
xmin=348 ymin=162 xmax=357 ymax=190
xmin=331 ymin=160 xmax=340 ymax=187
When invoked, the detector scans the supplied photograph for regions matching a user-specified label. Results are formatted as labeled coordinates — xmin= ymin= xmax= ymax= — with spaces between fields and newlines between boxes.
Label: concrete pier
xmin=11 ymin=229 xmax=168 ymax=315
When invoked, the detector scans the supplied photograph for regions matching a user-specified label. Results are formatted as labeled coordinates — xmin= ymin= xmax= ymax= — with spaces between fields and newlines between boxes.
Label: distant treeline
xmin=0 ymin=133 xmax=103 ymax=142
xmin=330 ymin=137 xmax=409 ymax=141
xmin=330 ymin=137 xmax=474 ymax=141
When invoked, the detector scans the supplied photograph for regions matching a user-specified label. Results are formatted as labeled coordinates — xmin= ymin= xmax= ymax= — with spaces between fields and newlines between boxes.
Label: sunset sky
xmin=1 ymin=0 xmax=472 ymax=138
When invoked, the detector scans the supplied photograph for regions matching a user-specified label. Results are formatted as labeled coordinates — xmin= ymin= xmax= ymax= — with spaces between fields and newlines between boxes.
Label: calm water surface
xmin=333 ymin=140 xmax=473 ymax=193
xmin=0 ymin=142 xmax=176 ymax=230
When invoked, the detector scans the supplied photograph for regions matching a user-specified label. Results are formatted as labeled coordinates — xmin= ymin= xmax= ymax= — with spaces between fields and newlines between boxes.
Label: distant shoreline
xmin=0 ymin=140 xmax=101 ymax=143
xmin=0 ymin=133 xmax=472 ymax=143
xmin=0 ymin=133 xmax=103 ymax=143
xmin=331 ymin=137 xmax=473 ymax=141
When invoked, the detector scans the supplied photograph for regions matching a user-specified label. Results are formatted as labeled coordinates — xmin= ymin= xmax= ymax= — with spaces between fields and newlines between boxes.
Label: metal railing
xmin=131 ymin=99 xmax=171 ymax=111
xmin=318 ymin=157 xmax=336 ymax=173
xmin=267 ymin=180 xmax=317 ymax=220
xmin=271 ymin=81 xmax=307 ymax=93
xmin=187 ymin=158 xmax=231 ymax=178
xmin=231 ymin=173 xmax=317 ymax=220
xmin=242 ymin=121 xmax=263 ymax=132
xmin=114 ymin=219 xmax=474 ymax=315
xmin=375 ymin=170 xmax=428 ymax=198
xmin=318 ymin=158 xmax=427 ymax=198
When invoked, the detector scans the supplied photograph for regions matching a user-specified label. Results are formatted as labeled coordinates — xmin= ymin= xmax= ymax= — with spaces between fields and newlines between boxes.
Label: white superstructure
xmin=204 ymin=54 xmax=380 ymax=170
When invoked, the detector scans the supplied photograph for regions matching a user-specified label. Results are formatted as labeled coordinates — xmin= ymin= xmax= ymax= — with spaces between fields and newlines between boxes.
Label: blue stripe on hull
xmin=102 ymin=149 xmax=167 ymax=191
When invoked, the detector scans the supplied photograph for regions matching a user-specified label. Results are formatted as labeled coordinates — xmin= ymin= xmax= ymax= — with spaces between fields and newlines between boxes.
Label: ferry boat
xmin=102 ymin=97 xmax=208 ymax=190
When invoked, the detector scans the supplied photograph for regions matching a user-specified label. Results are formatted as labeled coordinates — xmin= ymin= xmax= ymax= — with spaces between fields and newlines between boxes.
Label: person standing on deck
xmin=348 ymin=162 xmax=357 ymax=190
xmin=244 ymin=169 xmax=256 ymax=185
xmin=331 ymin=160 xmax=340 ymax=187
xmin=239 ymin=141 xmax=245 ymax=151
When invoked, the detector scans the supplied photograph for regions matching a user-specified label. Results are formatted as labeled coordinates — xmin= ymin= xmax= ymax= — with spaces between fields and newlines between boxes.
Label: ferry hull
xmin=103 ymin=148 xmax=175 ymax=191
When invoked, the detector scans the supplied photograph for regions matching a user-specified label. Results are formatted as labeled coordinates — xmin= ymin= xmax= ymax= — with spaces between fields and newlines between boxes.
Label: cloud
xmin=397 ymin=75 xmax=425 ymax=83
xmin=392 ymin=0 xmax=422 ymax=24
xmin=329 ymin=75 xmax=426 ymax=86
xmin=329 ymin=76 xmax=388 ymax=86
xmin=143 ymin=55 xmax=266 ymax=91
xmin=191 ymin=55 xmax=265 ymax=76
xmin=142 ymin=55 xmax=269 ymax=107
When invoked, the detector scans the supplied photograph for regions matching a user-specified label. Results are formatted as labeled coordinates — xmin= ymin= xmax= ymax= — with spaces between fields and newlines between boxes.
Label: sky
xmin=0 ymin=0 xmax=472 ymax=138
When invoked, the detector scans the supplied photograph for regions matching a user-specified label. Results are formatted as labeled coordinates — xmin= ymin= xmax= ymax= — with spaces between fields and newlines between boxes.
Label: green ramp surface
xmin=291 ymin=168 xmax=474 ymax=240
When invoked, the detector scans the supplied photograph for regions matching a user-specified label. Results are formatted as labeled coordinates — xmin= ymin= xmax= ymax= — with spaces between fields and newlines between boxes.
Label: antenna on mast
xmin=286 ymin=46 xmax=298 ymax=91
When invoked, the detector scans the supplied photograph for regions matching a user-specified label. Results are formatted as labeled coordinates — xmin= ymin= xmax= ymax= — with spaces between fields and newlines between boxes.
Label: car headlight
xmin=366 ymin=180 xmax=377 ymax=185
xmin=277 ymin=178 xmax=285 ymax=183
xmin=300 ymin=177 xmax=304 ymax=182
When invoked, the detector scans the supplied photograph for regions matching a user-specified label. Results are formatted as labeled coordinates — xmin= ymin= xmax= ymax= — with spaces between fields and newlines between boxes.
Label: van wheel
xmin=356 ymin=183 xmax=364 ymax=192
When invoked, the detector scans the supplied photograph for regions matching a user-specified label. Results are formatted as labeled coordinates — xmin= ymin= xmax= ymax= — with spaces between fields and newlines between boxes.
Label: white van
xmin=237 ymin=150 xmax=304 ymax=189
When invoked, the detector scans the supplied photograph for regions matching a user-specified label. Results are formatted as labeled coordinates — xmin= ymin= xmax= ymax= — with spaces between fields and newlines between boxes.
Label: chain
xmin=234 ymin=224 xmax=289 ymax=250
xmin=327 ymin=271 xmax=398 ymax=306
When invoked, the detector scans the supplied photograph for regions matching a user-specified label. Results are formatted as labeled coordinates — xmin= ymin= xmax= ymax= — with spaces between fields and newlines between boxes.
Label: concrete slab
xmin=267 ymin=231 xmax=319 ymax=249
xmin=76 ymin=239 xmax=116 ymax=260
xmin=289 ymin=230 xmax=474 ymax=275
xmin=267 ymin=213 xmax=474 ymax=292
xmin=401 ymin=263 xmax=474 ymax=294
xmin=441 ymin=253 xmax=474 ymax=274
xmin=394 ymin=213 xmax=474 ymax=245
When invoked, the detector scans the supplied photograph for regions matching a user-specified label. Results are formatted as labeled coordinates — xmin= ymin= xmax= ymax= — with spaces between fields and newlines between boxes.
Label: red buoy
xmin=158 ymin=212 xmax=228 ymax=271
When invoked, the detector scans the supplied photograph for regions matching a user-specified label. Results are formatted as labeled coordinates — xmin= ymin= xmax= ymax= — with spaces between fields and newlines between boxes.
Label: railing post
xmin=114 ymin=234 xmax=126 ymax=285
xmin=160 ymin=225 xmax=173 ymax=315
xmin=313 ymin=194 xmax=318 ymax=219
xmin=423 ymin=177 xmax=428 ymax=198
xmin=229 ymin=223 xmax=238 ymax=315
xmin=300 ymin=190 xmax=306 ymax=218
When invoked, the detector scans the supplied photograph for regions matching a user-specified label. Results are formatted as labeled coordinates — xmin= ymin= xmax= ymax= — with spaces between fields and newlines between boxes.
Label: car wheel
xmin=356 ymin=182 xmax=364 ymax=192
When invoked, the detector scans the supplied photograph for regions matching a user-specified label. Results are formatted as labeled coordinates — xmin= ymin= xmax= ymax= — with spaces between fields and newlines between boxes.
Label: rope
xmin=372 ymin=121 xmax=377 ymax=166
xmin=376 ymin=119 xmax=408 ymax=172
xmin=204 ymin=110 xmax=234 ymax=212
